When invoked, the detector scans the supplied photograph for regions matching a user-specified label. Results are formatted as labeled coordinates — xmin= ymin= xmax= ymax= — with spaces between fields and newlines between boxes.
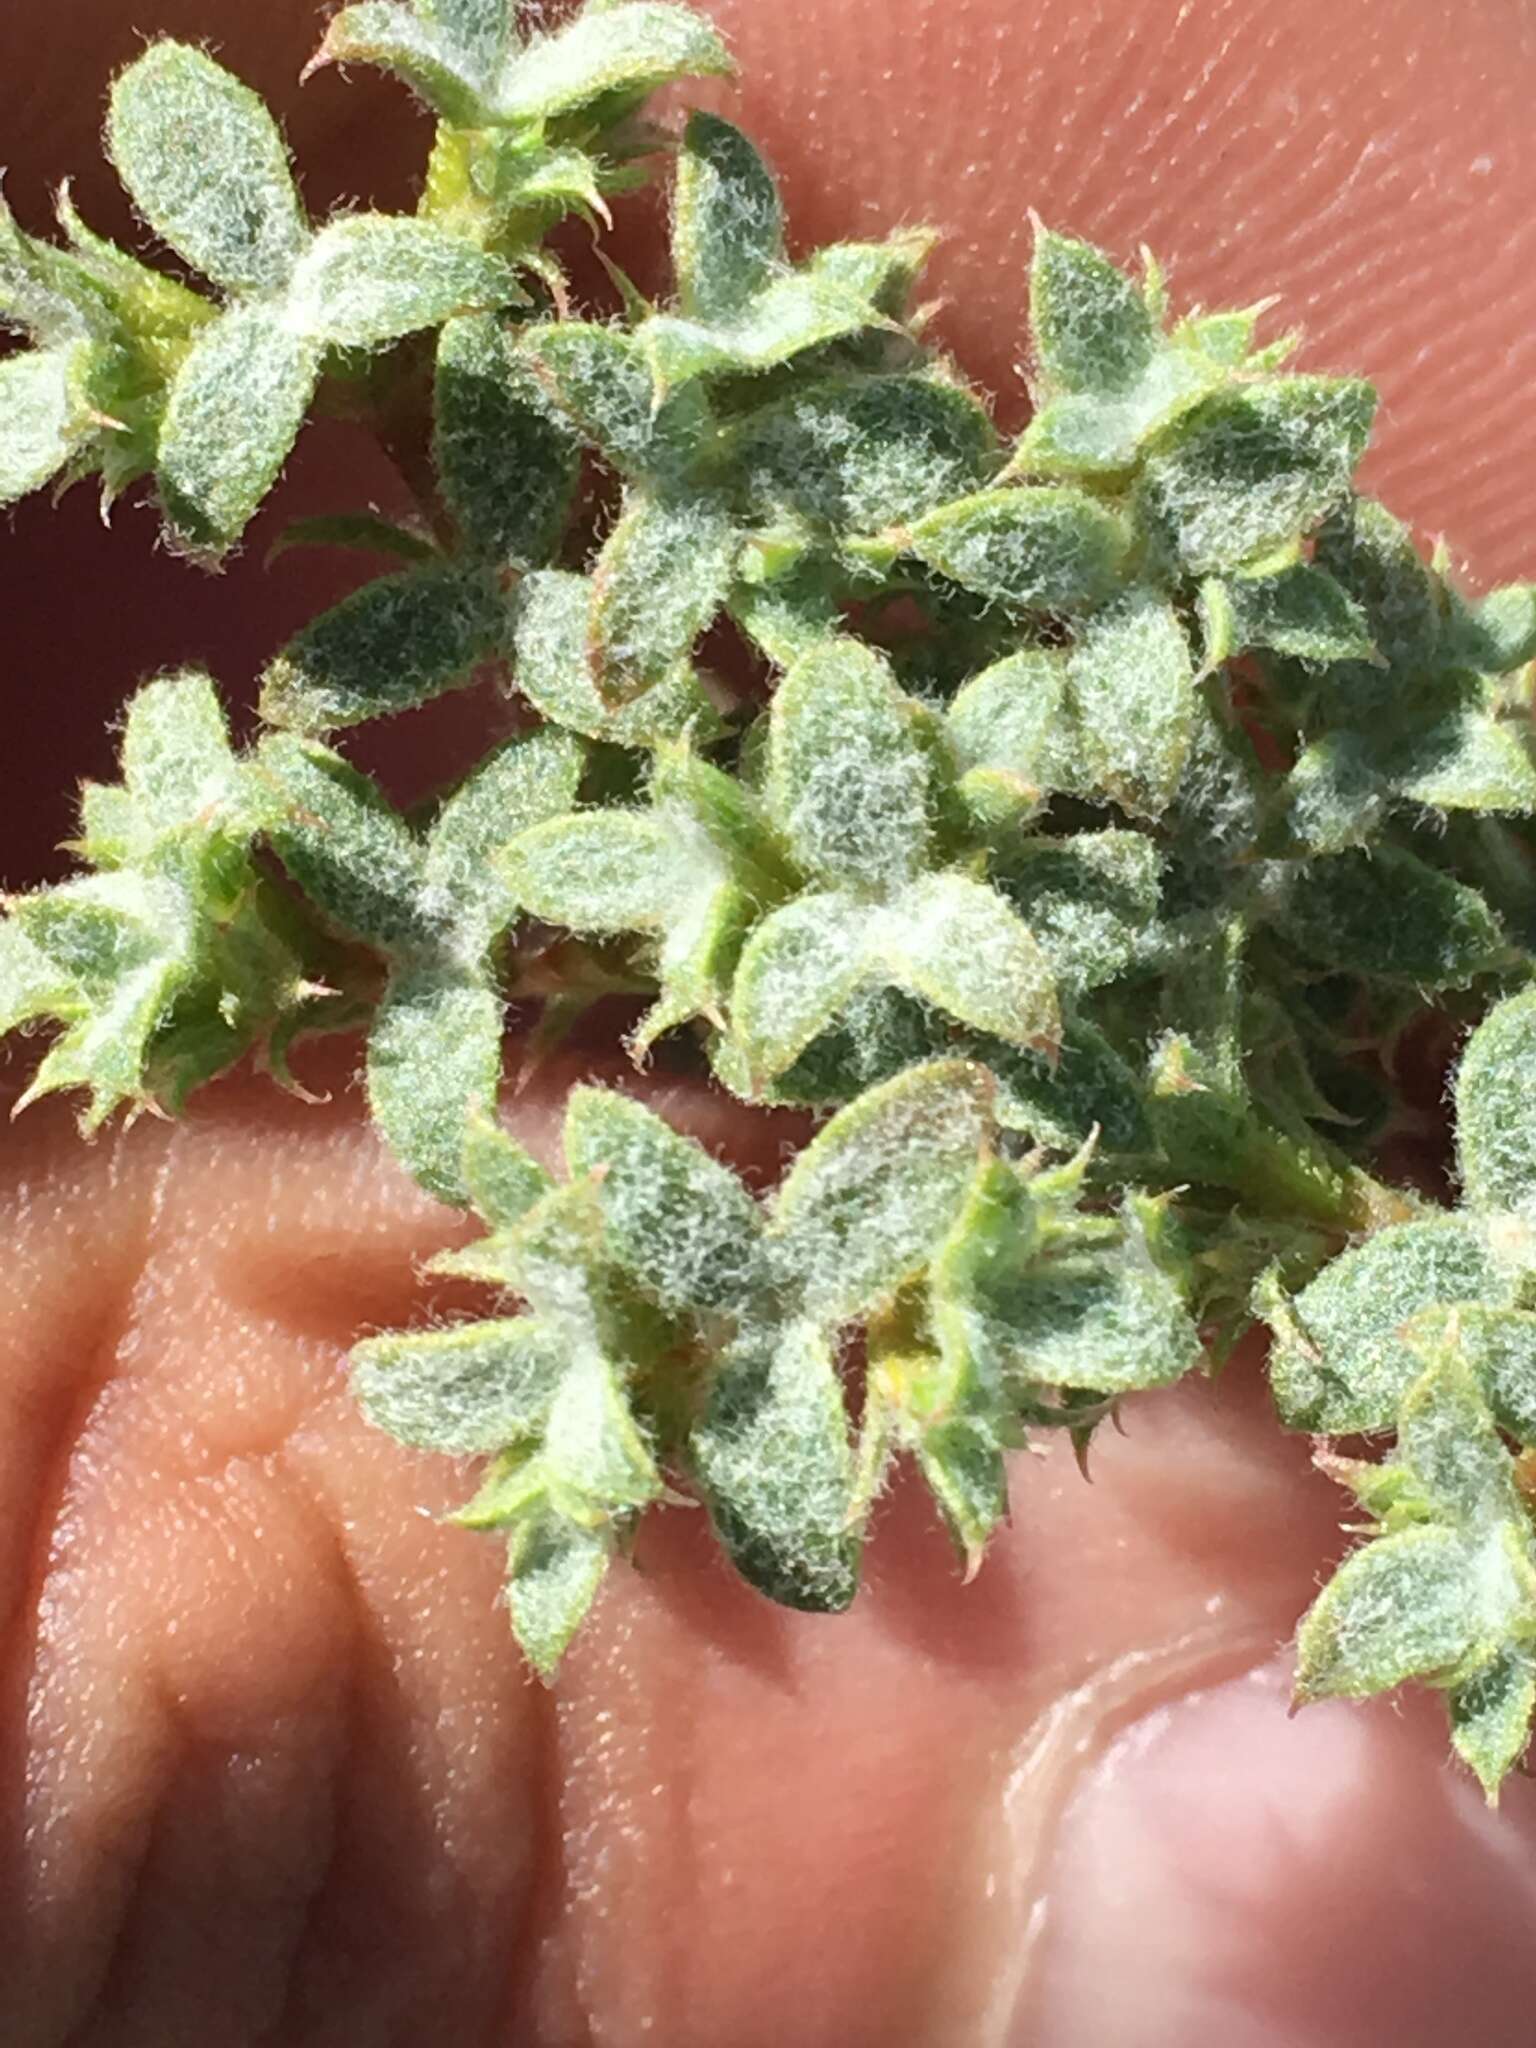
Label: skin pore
xmin=4 ymin=1 xmax=1536 ymax=2040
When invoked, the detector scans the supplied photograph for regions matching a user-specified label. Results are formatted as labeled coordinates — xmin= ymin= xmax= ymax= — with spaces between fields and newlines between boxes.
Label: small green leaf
xmin=1222 ymin=563 xmax=1375 ymax=663
xmin=259 ymin=563 xmax=500 ymax=733
xmin=120 ymin=671 xmax=243 ymax=839
xmin=1296 ymin=1525 xmax=1480 ymax=1699
xmin=0 ymin=343 xmax=91 ymax=505
xmin=1272 ymin=845 xmax=1507 ymax=987
xmin=498 ymin=2 xmax=732 ymax=121
xmin=1313 ymin=497 xmax=1440 ymax=670
xmin=501 ymin=809 xmax=687 ymax=933
xmin=641 ymin=274 xmax=889 ymax=391
xmin=435 ymin=314 xmax=579 ymax=569
xmin=510 ymin=569 xmax=722 ymax=745
xmin=1138 ymin=377 xmax=1376 ymax=573
xmin=976 ymin=1018 xmax=1155 ymax=1156
xmin=881 ymin=872 xmax=1060 ymax=1050
xmin=107 ymin=43 xmax=308 ymax=291
xmin=769 ymin=1060 xmax=992 ymax=1321
xmin=307 ymin=5 xmax=490 ymax=125
xmin=1066 ymin=588 xmax=1195 ymax=817
xmin=156 ymin=304 xmax=321 ymax=549
xmin=418 ymin=0 xmax=513 ymax=73
xmin=505 ymin=1509 xmax=610 ymax=1681
xmin=286 ymin=216 xmax=517 ymax=347
xmin=352 ymin=1315 xmax=566 ymax=1453
xmin=563 ymin=1086 xmax=765 ymax=1313
xmin=1456 ymin=988 xmax=1536 ymax=1218
xmin=266 ymin=512 xmax=438 ymax=568
xmin=461 ymin=1109 xmax=553 ymax=1230
xmin=1447 ymin=583 xmax=1536 ymax=676
xmin=1264 ymin=1216 xmax=1513 ymax=1433
xmin=995 ymin=831 xmax=1162 ymax=994
xmin=258 ymin=737 xmax=430 ymax=952
xmin=0 ymin=917 xmax=77 ymax=1035
xmin=906 ymin=486 xmax=1127 ymax=613
xmin=1012 ymin=352 xmax=1215 ymax=477
xmin=728 ymin=373 xmax=997 ymax=534
xmin=767 ymin=640 xmax=930 ymax=892
xmin=367 ymin=965 xmax=502 ymax=1204
xmin=947 ymin=649 xmax=1070 ymax=825
xmin=674 ymin=112 xmax=783 ymax=324
xmin=425 ymin=727 xmax=585 ymax=953
xmin=727 ymin=891 xmax=870 ymax=1086
xmin=589 ymin=489 xmax=737 ymax=702
xmin=1029 ymin=228 xmax=1156 ymax=396
xmin=520 ymin=322 xmax=658 ymax=474
xmin=1451 ymin=1648 xmax=1536 ymax=1802
xmin=541 ymin=1349 xmax=661 ymax=1511
xmin=692 ymin=1318 xmax=859 ymax=1611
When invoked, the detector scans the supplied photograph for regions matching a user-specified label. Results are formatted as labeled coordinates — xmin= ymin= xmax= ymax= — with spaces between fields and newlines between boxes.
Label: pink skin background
xmin=3 ymin=1 xmax=1536 ymax=2041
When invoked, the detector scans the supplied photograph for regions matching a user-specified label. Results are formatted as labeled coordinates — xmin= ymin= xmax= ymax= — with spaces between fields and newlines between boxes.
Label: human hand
xmin=5 ymin=3 xmax=1536 ymax=2040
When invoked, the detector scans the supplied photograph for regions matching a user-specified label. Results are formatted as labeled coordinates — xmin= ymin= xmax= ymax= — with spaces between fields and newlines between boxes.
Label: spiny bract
xmin=4 ymin=0 xmax=1536 ymax=1793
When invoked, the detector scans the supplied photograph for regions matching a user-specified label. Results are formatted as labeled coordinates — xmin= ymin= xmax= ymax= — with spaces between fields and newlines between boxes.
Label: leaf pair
xmin=259 ymin=726 xmax=584 ymax=1202
xmin=0 ymin=675 xmax=305 ymax=1126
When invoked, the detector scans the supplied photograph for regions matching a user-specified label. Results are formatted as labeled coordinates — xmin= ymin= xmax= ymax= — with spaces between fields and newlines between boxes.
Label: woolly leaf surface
xmin=107 ymin=43 xmax=307 ymax=290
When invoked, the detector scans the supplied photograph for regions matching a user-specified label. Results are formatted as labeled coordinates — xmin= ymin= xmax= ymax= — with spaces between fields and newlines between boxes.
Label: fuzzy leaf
xmin=589 ymin=489 xmax=737 ymax=702
xmin=502 ymin=809 xmax=687 ymax=932
xmin=1448 ymin=584 xmax=1536 ymax=676
xmin=1456 ymin=988 xmax=1536 ymax=1219
xmin=0 ymin=343 xmax=90 ymax=504
xmin=435 ymin=313 xmax=580 ymax=567
xmin=947 ymin=649 xmax=1070 ymax=825
xmin=1138 ymin=377 xmax=1376 ymax=573
xmin=641 ymin=274 xmax=890 ymax=390
xmin=367 ymin=966 xmax=502 ymax=1204
xmin=1030 ymin=228 xmax=1156 ymax=396
xmin=156 ymin=304 xmax=320 ymax=549
xmin=425 ymin=727 xmax=585 ymax=953
xmin=258 ymin=738 xmax=430 ymax=952
xmin=352 ymin=1315 xmax=566 ymax=1453
xmin=769 ymin=1060 xmax=991 ymax=1321
xmin=308 ymin=5 xmax=489 ymax=124
xmin=286 ymin=217 xmax=517 ymax=347
xmin=461 ymin=1109 xmax=553 ymax=1230
xmin=541 ymin=1349 xmax=661 ymax=1510
xmin=510 ymin=569 xmax=722 ymax=745
xmin=674 ymin=112 xmax=783 ymax=324
xmin=767 ymin=640 xmax=930 ymax=892
xmin=996 ymin=831 xmax=1161 ymax=994
xmin=1222 ymin=562 xmax=1375 ymax=662
xmin=505 ymin=1510 xmax=610 ymax=1681
xmin=977 ymin=1019 xmax=1155 ymax=1156
xmin=728 ymin=373 xmax=997 ymax=534
xmin=520 ymin=322 xmax=659 ymax=474
xmin=692 ymin=1318 xmax=859 ymax=1611
xmin=1451 ymin=1648 xmax=1536 ymax=1800
xmin=107 ymin=43 xmax=307 ymax=291
xmin=880 ymin=872 xmax=1060 ymax=1050
xmin=1272 ymin=845 xmax=1506 ymax=986
xmin=1264 ymin=1216 xmax=1514 ymax=1433
xmin=727 ymin=891 xmax=870 ymax=1086
xmin=260 ymin=563 xmax=500 ymax=733
xmin=118 ymin=671 xmax=244 ymax=839
xmin=0 ymin=918 xmax=76 ymax=1035
xmin=1297 ymin=1525 xmax=1482 ymax=1699
xmin=1013 ymin=352 xmax=1215 ymax=477
xmin=906 ymin=486 xmax=1127 ymax=612
xmin=563 ymin=1086 xmax=765 ymax=1313
xmin=498 ymin=2 xmax=732 ymax=121
xmin=1066 ymin=588 xmax=1195 ymax=817
xmin=1313 ymin=497 xmax=1440 ymax=670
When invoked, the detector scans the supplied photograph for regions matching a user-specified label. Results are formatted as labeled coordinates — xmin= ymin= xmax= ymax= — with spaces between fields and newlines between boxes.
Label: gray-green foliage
xmin=6 ymin=3 xmax=1536 ymax=1787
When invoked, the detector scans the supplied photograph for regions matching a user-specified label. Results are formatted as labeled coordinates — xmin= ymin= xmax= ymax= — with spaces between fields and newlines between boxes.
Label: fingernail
xmin=1017 ymin=1656 xmax=1536 ymax=2047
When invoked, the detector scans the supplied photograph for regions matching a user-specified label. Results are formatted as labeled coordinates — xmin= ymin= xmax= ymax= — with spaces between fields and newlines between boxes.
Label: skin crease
xmin=3 ymin=0 xmax=1536 ymax=2040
